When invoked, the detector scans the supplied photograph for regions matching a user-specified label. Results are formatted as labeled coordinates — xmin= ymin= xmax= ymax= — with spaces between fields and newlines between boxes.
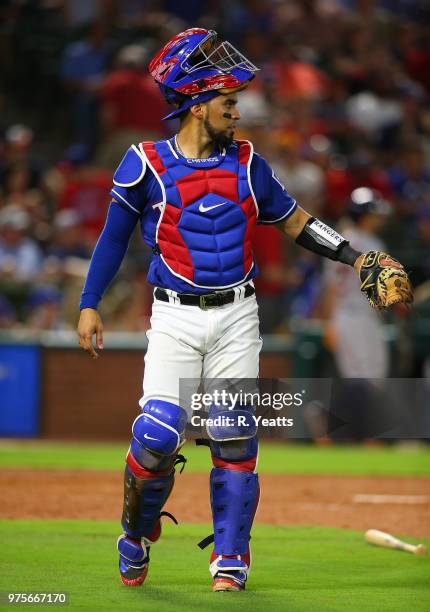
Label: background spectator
xmin=0 ymin=204 xmax=42 ymax=281
xmin=98 ymin=44 xmax=166 ymax=169
xmin=60 ymin=22 xmax=115 ymax=154
xmin=0 ymin=0 xmax=427 ymax=363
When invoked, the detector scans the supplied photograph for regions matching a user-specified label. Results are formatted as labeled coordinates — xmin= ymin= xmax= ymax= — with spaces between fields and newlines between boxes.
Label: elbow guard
xmin=296 ymin=218 xmax=361 ymax=266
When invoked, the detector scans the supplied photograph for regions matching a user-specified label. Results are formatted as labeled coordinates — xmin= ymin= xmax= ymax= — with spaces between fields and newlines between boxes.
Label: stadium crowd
xmin=0 ymin=0 xmax=429 ymax=348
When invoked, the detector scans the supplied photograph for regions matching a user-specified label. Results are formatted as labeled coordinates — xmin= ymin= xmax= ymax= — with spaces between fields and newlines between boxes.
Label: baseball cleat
xmin=210 ymin=552 xmax=249 ymax=592
xmin=212 ymin=576 xmax=245 ymax=592
xmin=117 ymin=535 xmax=149 ymax=586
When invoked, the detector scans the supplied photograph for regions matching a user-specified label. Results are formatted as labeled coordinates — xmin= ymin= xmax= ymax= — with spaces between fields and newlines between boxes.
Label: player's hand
xmin=77 ymin=308 xmax=104 ymax=359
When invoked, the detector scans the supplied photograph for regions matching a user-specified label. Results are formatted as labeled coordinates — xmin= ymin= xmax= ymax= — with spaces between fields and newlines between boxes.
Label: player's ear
xmin=190 ymin=103 xmax=205 ymax=120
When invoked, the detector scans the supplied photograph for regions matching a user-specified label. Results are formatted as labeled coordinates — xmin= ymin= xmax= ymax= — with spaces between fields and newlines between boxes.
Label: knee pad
xmin=206 ymin=402 xmax=257 ymax=443
xmin=207 ymin=402 xmax=258 ymax=466
xmin=210 ymin=437 xmax=258 ymax=467
xmin=130 ymin=400 xmax=187 ymax=471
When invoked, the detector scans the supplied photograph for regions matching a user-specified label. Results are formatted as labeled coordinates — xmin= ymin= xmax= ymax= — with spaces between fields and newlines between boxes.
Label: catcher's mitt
xmin=358 ymin=251 xmax=413 ymax=309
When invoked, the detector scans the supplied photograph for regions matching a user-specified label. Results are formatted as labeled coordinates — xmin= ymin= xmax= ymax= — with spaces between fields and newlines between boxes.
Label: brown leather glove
xmin=359 ymin=251 xmax=413 ymax=309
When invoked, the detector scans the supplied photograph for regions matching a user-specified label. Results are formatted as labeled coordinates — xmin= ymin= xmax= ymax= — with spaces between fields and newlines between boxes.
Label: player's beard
xmin=203 ymin=117 xmax=234 ymax=150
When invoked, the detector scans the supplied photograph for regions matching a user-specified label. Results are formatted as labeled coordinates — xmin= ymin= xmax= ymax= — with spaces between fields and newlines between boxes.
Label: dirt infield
xmin=1 ymin=470 xmax=429 ymax=537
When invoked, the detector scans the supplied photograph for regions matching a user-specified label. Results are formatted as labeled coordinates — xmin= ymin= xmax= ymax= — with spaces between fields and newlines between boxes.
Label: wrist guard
xmin=295 ymin=218 xmax=361 ymax=266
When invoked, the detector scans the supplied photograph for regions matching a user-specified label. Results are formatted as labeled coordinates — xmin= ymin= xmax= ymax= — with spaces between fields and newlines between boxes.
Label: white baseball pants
xmin=139 ymin=289 xmax=262 ymax=412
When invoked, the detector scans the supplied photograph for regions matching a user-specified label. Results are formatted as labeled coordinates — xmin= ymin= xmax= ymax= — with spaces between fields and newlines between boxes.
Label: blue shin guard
xmin=119 ymin=400 xmax=187 ymax=586
xmin=208 ymin=466 xmax=259 ymax=590
xmin=207 ymin=428 xmax=259 ymax=590
xmin=199 ymin=402 xmax=260 ymax=589
xmin=122 ymin=399 xmax=187 ymax=539
xmin=210 ymin=467 xmax=259 ymax=556
xmin=121 ymin=462 xmax=175 ymax=539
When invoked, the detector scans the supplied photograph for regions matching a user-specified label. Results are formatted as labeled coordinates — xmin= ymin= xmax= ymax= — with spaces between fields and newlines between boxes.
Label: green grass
xmin=0 ymin=521 xmax=429 ymax=612
xmin=0 ymin=440 xmax=429 ymax=475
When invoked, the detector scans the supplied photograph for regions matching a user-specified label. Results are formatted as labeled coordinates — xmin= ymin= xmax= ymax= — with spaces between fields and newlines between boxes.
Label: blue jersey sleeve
xmin=110 ymin=183 xmax=147 ymax=215
xmin=80 ymin=202 xmax=138 ymax=310
xmin=250 ymin=153 xmax=297 ymax=224
xmin=109 ymin=145 xmax=150 ymax=216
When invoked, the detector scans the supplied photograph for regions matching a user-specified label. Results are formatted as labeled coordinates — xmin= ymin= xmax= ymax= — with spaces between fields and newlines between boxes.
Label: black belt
xmin=154 ymin=283 xmax=255 ymax=310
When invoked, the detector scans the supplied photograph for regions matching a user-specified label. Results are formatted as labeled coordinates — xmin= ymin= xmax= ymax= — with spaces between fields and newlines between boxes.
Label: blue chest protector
xmin=139 ymin=139 xmax=258 ymax=289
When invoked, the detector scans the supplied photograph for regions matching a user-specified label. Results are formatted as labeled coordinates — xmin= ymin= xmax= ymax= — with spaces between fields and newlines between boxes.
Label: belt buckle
xmin=199 ymin=293 xmax=219 ymax=310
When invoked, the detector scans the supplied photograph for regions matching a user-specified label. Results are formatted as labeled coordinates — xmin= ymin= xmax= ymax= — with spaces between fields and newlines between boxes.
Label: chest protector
xmin=140 ymin=139 xmax=258 ymax=289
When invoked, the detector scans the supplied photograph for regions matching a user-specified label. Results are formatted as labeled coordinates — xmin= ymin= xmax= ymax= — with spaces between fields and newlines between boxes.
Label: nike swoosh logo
xmin=199 ymin=202 xmax=228 ymax=213
xmin=143 ymin=433 xmax=160 ymax=441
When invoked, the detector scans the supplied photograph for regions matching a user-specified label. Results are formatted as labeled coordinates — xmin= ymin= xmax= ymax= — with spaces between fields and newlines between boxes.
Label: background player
xmin=324 ymin=187 xmax=392 ymax=378
xmin=319 ymin=188 xmax=393 ymax=441
xmin=77 ymin=28 xmax=412 ymax=592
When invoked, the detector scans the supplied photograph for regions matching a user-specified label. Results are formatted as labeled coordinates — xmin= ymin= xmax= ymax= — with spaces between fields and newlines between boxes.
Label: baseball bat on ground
xmin=365 ymin=529 xmax=427 ymax=555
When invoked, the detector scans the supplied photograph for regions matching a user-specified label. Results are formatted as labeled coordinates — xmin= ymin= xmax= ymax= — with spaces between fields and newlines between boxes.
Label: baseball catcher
xmin=77 ymin=28 xmax=413 ymax=592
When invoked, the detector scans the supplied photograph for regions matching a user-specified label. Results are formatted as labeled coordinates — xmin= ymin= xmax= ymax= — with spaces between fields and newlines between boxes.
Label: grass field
xmin=1 ymin=440 xmax=429 ymax=475
xmin=1 ymin=441 xmax=429 ymax=611
xmin=1 ymin=522 xmax=429 ymax=612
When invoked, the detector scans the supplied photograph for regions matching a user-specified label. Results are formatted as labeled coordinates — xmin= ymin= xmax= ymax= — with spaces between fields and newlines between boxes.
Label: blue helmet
xmin=148 ymin=28 xmax=259 ymax=119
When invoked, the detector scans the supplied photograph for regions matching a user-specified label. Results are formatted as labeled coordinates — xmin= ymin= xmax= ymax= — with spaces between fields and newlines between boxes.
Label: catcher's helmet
xmin=148 ymin=28 xmax=259 ymax=120
xmin=348 ymin=187 xmax=392 ymax=221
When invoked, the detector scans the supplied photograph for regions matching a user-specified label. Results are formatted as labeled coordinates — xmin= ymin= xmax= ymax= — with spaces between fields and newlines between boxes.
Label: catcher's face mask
xmin=182 ymin=30 xmax=259 ymax=76
xmin=149 ymin=27 xmax=259 ymax=108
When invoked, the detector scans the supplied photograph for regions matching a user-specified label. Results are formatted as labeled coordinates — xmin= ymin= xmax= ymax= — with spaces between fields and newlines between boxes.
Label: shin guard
xmin=121 ymin=459 xmax=175 ymax=541
xmin=210 ymin=467 xmax=259 ymax=556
